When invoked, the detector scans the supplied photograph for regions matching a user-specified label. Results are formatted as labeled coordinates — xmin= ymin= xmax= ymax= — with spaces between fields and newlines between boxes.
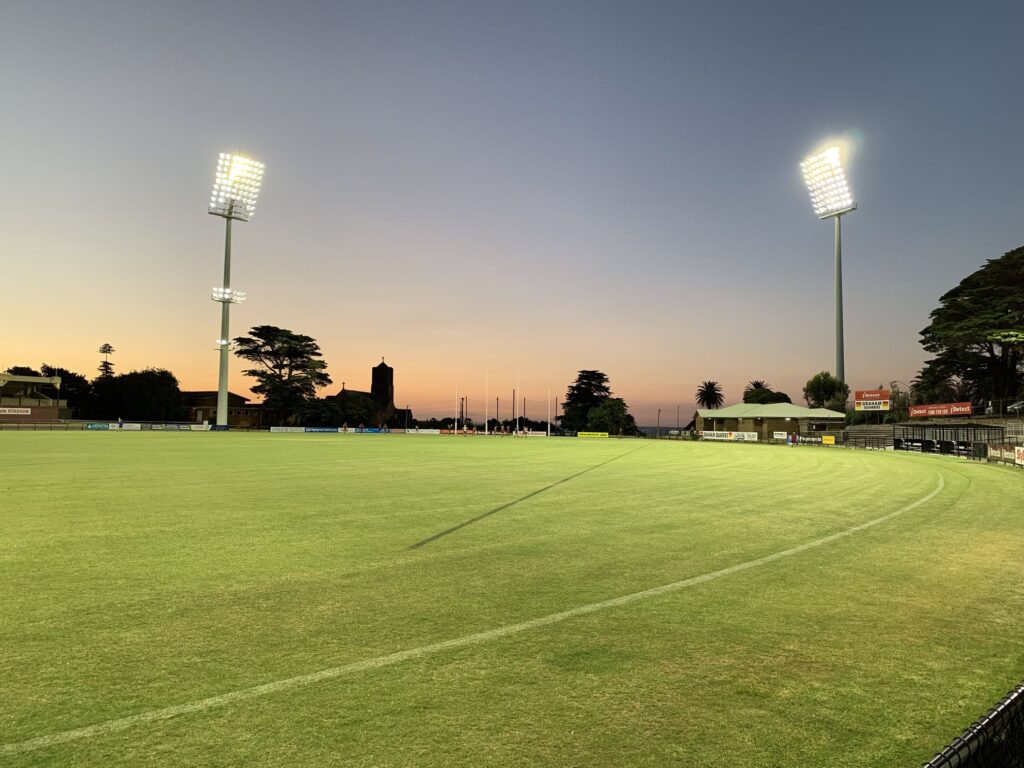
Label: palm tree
xmin=743 ymin=380 xmax=769 ymax=399
xmin=695 ymin=380 xmax=724 ymax=409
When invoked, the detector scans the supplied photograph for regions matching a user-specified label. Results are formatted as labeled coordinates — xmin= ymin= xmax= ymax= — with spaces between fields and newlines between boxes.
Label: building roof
xmin=696 ymin=403 xmax=845 ymax=419
xmin=0 ymin=373 xmax=62 ymax=388
xmin=181 ymin=391 xmax=250 ymax=403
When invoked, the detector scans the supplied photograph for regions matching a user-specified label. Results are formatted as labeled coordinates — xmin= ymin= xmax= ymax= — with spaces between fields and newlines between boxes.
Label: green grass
xmin=1 ymin=433 xmax=1022 ymax=767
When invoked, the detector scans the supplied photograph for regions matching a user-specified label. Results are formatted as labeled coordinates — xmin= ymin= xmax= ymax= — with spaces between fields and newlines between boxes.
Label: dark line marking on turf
xmin=409 ymin=446 xmax=647 ymax=549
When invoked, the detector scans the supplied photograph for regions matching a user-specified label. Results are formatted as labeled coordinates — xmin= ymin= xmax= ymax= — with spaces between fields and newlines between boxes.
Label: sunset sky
xmin=2 ymin=1 xmax=1021 ymax=423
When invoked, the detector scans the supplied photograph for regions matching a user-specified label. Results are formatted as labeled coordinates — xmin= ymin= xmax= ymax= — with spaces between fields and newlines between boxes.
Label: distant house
xmin=181 ymin=391 xmax=264 ymax=428
xmin=694 ymin=402 xmax=845 ymax=440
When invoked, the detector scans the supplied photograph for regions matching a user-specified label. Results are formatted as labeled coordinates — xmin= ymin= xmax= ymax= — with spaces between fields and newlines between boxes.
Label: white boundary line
xmin=2 ymin=474 xmax=945 ymax=755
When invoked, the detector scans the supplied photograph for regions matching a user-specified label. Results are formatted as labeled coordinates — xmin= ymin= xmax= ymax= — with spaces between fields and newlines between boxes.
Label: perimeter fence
xmin=923 ymin=682 xmax=1024 ymax=768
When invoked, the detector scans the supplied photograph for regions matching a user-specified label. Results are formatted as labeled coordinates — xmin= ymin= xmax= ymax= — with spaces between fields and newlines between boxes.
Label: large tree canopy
xmin=803 ymin=371 xmax=849 ymax=411
xmin=91 ymin=368 xmax=182 ymax=421
xmin=234 ymin=325 xmax=332 ymax=424
xmin=561 ymin=370 xmax=638 ymax=434
xmin=742 ymin=380 xmax=791 ymax=404
xmin=562 ymin=370 xmax=613 ymax=432
xmin=41 ymin=364 xmax=93 ymax=414
xmin=916 ymin=246 xmax=1024 ymax=403
xmin=586 ymin=397 xmax=637 ymax=435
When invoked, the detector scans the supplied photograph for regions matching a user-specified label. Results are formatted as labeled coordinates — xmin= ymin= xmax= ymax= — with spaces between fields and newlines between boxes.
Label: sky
xmin=2 ymin=0 xmax=1021 ymax=423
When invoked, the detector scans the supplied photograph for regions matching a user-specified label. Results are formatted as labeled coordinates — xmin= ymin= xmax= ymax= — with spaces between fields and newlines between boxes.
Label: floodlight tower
xmin=208 ymin=153 xmax=265 ymax=428
xmin=800 ymin=146 xmax=856 ymax=384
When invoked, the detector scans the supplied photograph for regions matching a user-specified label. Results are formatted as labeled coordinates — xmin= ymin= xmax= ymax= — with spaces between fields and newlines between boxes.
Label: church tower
xmin=371 ymin=358 xmax=395 ymax=407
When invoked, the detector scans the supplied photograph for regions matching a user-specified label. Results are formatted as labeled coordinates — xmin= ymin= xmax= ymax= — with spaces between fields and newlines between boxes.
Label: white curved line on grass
xmin=2 ymin=473 xmax=945 ymax=755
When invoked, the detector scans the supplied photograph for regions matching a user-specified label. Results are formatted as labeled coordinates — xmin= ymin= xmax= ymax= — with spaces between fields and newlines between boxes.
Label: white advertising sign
xmin=0 ymin=407 xmax=31 ymax=415
xmin=773 ymin=431 xmax=788 ymax=439
xmin=1016 ymin=446 xmax=1024 ymax=467
xmin=699 ymin=431 xmax=758 ymax=442
xmin=270 ymin=426 xmax=305 ymax=433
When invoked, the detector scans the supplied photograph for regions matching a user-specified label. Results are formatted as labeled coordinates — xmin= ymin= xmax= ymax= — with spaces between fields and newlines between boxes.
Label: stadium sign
xmin=0 ymin=407 xmax=31 ymax=415
xmin=909 ymin=402 xmax=972 ymax=418
xmin=699 ymin=431 xmax=758 ymax=442
xmin=854 ymin=389 xmax=890 ymax=411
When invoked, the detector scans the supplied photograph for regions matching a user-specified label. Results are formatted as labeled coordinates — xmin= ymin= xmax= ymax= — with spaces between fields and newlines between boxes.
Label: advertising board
xmin=773 ymin=431 xmax=788 ymax=439
xmin=0 ymin=407 xmax=32 ymax=415
xmin=855 ymin=390 xmax=889 ymax=401
xmin=578 ymin=432 xmax=609 ymax=438
xmin=699 ymin=431 xmax=758 ymax=442
xmin=822 ymin=435 xmax=836 ymax=445
xmin=1016 ymin=446 xmax=1024 ymax=467
xmin=909 ymin=402 xmax=972 ymax=418
xmin=855 ymin=400 xmax=890 ymax=411
xmin=270 ymin=426 xmax=305 ymax=433
xmin=854 ymin=389 xmax=890 ymax=411
xmin=304 ymin=427 xmax=339 ymax=433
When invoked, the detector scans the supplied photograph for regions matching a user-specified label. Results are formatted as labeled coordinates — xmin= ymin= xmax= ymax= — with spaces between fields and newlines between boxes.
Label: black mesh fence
xmin=923 ymin=682 xmax=1024 ymax=768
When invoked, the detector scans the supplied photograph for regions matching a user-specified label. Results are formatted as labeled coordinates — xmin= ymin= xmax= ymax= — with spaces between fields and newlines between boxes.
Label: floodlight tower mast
xmin=208 ymin=153 xmax=265 ymax=428
xmin=800 ymin=146 xmax=856 ymax=384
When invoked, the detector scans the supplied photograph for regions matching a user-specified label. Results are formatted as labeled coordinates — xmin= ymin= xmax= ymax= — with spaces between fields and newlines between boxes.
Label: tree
xmin=97 ymin=344 xmax=115 ymax=378
xmin=803 ymin=371 xmax=850 ymax=411
xmin=742 ymin=380 xmax=791 ymax=404
xmin=743 ymin=380 xmax=768 ymax=399
xmin=695 ymin=380 xmax=724 ymax=409
xmin=91 ymin=368 xmax=183 ymax=421
xmin=40 ymin=364 xmax=94 ymax=415
xmin=916 ymin=246 xmax=1024 ymax=403
xmin=562 ymin=370 xmax=613 ymax=432
xmin=233 ymin=325 xmax=332 ymax=425
xmin=586 ymin=397 xmax=638 ymax=435
xmin=3 ymin=365 xmax=41 ymax=376
xmin=328 ymin=391 xmax=378 ymax=428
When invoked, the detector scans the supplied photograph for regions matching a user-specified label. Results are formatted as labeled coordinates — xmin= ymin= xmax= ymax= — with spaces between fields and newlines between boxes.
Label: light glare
xmin=800 ymin=146 xmax=855 ymax=219
xmin=208 ymin=153 xmax=265 ymax=221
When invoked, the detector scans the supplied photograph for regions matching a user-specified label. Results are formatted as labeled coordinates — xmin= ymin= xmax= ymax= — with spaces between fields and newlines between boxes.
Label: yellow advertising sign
xmin=577 ymin=432 xmax=609 ymax=438
xmin=854 ymin=400 xmax=890 ymax=411
xmin=822 ymin=435 xmax=836 ymax=445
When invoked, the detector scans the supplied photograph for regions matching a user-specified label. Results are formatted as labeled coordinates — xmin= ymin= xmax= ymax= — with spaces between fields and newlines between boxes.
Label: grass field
xmin=2 ymin=433 xmax=1023 ymax=767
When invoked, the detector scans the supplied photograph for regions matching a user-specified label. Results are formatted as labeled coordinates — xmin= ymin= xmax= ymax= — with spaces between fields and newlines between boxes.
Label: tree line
xmin=7 ymin=246 xmax=1019 ymax=427
xmin=5 ymin=345 xmax=184 ymax=422
xmin=692 ymin=245 xmax=1023 ymax=421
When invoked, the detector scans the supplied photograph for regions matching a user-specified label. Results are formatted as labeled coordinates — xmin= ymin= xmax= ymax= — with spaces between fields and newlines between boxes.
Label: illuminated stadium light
xmin=800 ymin=146 xmax=856 ymax=219
xmin=799 ymin=143 xmax=856 ymax=385
xmin=209 ymin=154 xmax=265 ymax=222
xmin=211 ymin=287 xmax=247 ymax=303
xmin=208 ymin=151 xmax=265 ymax=428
